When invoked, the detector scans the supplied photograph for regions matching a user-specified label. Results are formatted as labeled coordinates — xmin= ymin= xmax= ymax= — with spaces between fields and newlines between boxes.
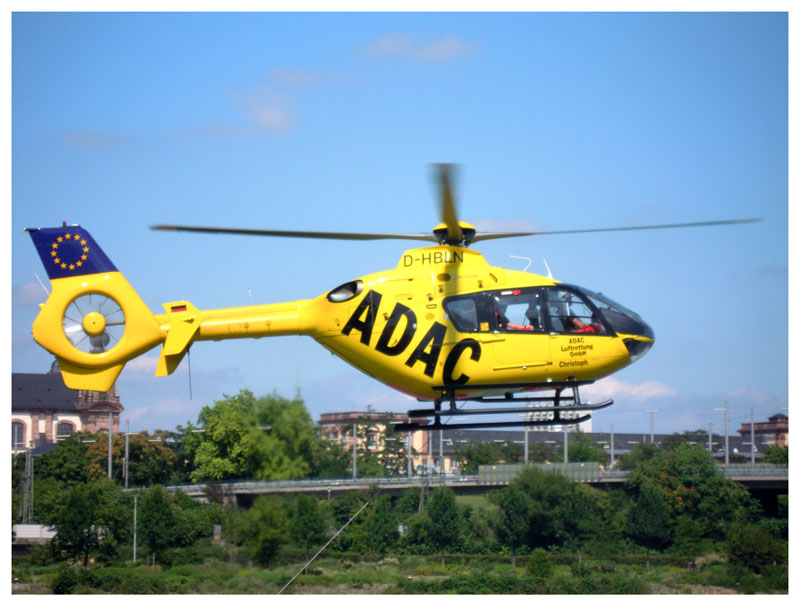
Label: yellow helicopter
xmin=25 ymin=165 xmax=758 ymax=431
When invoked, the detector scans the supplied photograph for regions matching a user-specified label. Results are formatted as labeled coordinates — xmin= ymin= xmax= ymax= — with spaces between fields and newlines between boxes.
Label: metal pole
xmin=610 ymin=424 xmax=615 ymax=469
xmin=133 ymin=493 xmax=138 ymax=563
xmin=750 ymin=408 xmax=755 ymax=465
xmin=725 ymin=402 xmax=729 ymax=466
xmin=108 ymin=412 xmax=113 ymax=479
xmin=439 ymin=429 xmax=443 ymax=475
xmin=352 ymin=423 xmax=357 ymax=480
xmin=428 ymin=431 xmax=432 ymax=470
xmin=646 ymin=409 xmax=659 ymax=444
xmin=407 ymin=432 xmax=412 ymax=479
xmin=563 ymin=425 xmax=568 ymax=464
xmin=124 ymin=420 xmax=130 ymax=490
xmin=524 ymin=426 xmax=529 ymax=464
xmin=714 ymin=402 xmax=729 ymax=465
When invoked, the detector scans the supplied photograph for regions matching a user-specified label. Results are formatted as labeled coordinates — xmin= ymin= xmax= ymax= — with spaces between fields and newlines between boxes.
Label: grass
xmin=13 ymin=551 xmax=788 ymax=595
xmin=455 ymin=494 xmax=494 ymax=513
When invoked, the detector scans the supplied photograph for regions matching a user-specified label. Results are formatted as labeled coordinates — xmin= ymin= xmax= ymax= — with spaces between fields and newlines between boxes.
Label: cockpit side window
xmin=444 ymin=297 xmax=480 ymax=332
xmin=547 ymin=288 xmax=607 ymax=335
xmin=491 ymin=289 xmax=546 ymax=333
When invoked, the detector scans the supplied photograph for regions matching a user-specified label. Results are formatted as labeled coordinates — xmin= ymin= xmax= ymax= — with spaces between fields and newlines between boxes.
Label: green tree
xmin=289 ymin=494 xmax=327 ymax=560
xmin=512 ymin=466 xmax=599 ymax=550
xmin=310 ymin=438 xmax=351 ymax=478
xmin=567 ymin=431 xmax=607 ymax=464
xmin=394 ymin=487 xmax=421 ymax=523
xmin=236 ymin=495 xmax=290 ymax=566
xmin=528 ymin=442 xmax=557 ymax=463
xmin=46 ymin=479 xmax=131 ymax=566
xmin=629 ymin=443 xmax=759 ymax=540
xmin=453 ymin=441 xmax=501 ymax=473
xmin=725 ymin=520 xmax=786 ymax=574
xmin=626 ymin=481 xmax=673 ymax=565
xmin=328 ymin=491 xmax=368 ymax=552
xmin=85 ymin=430 xmax=178 ymax=485
xmin=526 ymin=548 xmax=553 ymax=581
xmin=355 ymin=495 xmax=398 ymax=555
xmin=618 ymin=442 xmax=659 ymax=469
xmin=185 ymin=390 xmax=317 ymax=481
xmin=138 ymin=485 xmax=176 ymax=563
xmin=35 ymin=432 xmax=91 ymax=487
xmin=426 ymin=486 xmax=461 ymax=559
xmin=490 ymin=484 xmax=530 ymax=565
xmin=661 ymin=429 xmax=718 ymax=452
xmin=378 ymin=418 xmax=411 ymax=475
xmin=350 ymin=407 xmax=410 ymax=477
xmin=762 ymin=445 xmax=788 ymax=465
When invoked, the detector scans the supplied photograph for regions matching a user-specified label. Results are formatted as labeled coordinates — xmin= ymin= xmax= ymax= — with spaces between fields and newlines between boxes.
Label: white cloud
xmin=363 ymin=33 xmax=413 ymax=58
xmin=473 ymin=218 xmax=542 ymax=233
xmin=12 ymin=282 xmax=47 ymax=307
xmin=411 ymin=37 xmax=474 ymax=63
xmin=63 ymin=131 xmax=131 ymax=148
xmin=244 ymin=99 xmax=293 ymax=133
xmin=124 ymin=355 xmax=160 ymax=374
xmin=362 ymin=33 xmax=473 ymax=63
xmin=269 ymin=67 xmax=325 ymax=88
xmin=583 ymin=376 xmax=678 ymax=402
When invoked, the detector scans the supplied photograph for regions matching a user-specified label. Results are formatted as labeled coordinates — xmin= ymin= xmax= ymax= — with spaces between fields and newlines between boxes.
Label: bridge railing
xmin=158 ymin=463 xmax=786 ymax=497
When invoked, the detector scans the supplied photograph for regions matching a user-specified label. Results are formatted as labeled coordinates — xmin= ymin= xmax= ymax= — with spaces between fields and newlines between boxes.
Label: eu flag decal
xmin=27 ymin=226 xmax=118 ymax=280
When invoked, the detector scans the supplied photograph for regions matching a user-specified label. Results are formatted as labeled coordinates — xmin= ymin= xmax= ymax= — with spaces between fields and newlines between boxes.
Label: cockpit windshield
xmin=571 ymin=285 xmax=654 ymax=339
xmin=443 ymin=284 xmax=652 ymax=341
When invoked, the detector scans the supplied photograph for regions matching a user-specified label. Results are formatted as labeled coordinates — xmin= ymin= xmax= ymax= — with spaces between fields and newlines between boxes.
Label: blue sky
xmin=10 ymin=12 xmax=788 ymax=436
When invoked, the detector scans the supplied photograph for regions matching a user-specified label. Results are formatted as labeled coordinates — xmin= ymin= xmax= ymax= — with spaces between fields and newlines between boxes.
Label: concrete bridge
xmin=163 ymin=463 xmax=787 ymax=508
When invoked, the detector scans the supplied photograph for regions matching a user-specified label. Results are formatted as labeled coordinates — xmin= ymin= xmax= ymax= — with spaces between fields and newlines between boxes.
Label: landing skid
xmin=393 ymin=380 xmax=612 ymax=432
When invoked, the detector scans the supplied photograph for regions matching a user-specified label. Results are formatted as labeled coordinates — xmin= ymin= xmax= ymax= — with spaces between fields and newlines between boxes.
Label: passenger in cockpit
xmin=496 ymin=302 xmax=532 ymax=331
xmin=564 ymin=315 xmax=604 ymax=334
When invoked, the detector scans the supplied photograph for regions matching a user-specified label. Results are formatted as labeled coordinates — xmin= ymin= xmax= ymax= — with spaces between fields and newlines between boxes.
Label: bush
xmin=51 ymin=563 xmax=79 ymax=594
xmin=526 ymin=549 xmax=553 ymax=581
xmin=725 ymin=522 xmax=785 ymax=574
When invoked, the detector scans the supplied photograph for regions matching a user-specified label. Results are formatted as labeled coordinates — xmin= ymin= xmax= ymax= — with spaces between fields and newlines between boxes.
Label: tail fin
xmin=26 ymin=225 xmax=164 ymax=391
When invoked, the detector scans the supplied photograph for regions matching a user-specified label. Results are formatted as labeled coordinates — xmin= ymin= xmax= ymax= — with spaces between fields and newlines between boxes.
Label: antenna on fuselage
xmin=509 ymin=255 xmax=532 ymax=272
xmin=541 ymin=257 xmax=553 ymax=279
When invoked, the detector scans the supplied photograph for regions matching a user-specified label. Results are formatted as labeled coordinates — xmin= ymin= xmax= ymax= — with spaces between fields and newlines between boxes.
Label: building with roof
xmin=317 ymin=409 xmax=788 ymax=474
xmin=737 ymin=413 xmax=788 ymax=447
xmin=11 ymin=361 xmax=123 ymax=454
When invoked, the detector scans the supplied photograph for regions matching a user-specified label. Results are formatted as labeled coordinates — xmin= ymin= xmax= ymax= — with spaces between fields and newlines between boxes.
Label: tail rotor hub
xmin=82 ymin=311 xmax=106 ymax=336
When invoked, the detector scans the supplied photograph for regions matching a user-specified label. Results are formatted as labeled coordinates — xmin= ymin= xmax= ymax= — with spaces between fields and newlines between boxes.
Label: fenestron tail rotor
xmin=62 ymin=293 xmax=126 ymax=354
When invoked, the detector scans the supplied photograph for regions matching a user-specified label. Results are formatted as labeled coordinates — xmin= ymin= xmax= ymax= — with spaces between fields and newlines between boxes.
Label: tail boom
xmin=27 ymin=224 xmax=314 ymax=391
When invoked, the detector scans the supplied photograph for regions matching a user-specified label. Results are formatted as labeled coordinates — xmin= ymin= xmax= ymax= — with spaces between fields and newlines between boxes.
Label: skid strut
xmin=393 ymin=380 xmax=612 ymax=432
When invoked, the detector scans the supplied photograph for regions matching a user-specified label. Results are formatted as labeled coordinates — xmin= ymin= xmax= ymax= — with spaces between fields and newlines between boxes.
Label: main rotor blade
xmin=470 ymin=217 xmax=762 ymax=243
xmin=435 ymin=163 xmax=463 ymax=244
xmin=151 ymin=225 xmax=438 ymax=243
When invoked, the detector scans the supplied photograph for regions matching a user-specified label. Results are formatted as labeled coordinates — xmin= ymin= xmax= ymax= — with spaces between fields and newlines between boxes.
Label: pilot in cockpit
xmin=564 ymin=315 xmax=605 ymax=334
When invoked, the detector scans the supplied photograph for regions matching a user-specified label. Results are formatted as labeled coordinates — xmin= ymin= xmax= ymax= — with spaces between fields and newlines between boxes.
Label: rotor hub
xmin=82 ymin=311 xmax=106 ymax=336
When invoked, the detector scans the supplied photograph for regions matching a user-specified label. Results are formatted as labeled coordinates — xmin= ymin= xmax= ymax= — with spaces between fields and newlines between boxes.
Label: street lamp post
xmin=439 ymin=429 xmax=443 ymax=475
xmin=352 ymin=423 xmax=357 ymax=480
xmin=124 ymin=420 xmax=129 ymax=489
xmin=714 ymin=402 xmax=730 ymax=465
xmin=610 ymin=424 xmax=615 ymax=469
xmin=646 ymin=409 xmax=659 ymax=443
xmin=107 ymin=412 xmax=113 ymax=478
xmin=407 ymin=432 xmax=412 ymax=479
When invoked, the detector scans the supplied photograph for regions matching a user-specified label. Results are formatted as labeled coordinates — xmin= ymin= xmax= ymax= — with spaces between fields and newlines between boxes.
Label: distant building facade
xmin=11 ymin=362 xmax=123 ymax=454
xmin=737 ymin=413 xmax=788 ymax=447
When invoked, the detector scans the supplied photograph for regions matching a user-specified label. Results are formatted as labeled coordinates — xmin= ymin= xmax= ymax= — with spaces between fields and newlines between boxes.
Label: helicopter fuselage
xmin=27 ymin=226 xmax=654 ymax=398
